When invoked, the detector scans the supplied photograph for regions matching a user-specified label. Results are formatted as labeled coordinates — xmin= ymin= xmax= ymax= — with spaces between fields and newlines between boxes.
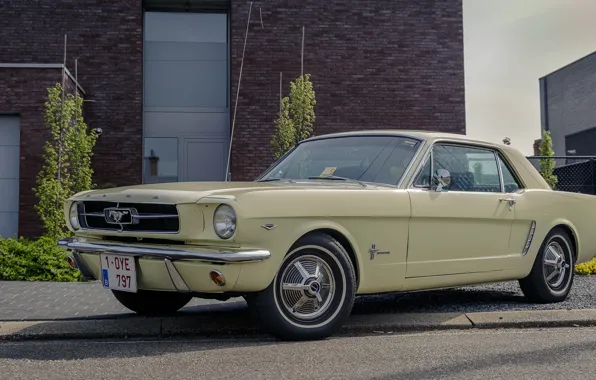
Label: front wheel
xmin=519 ymin=227 xmax=575 ymax=303
xmin=246 ymin=233 xmax=356 ymax=341
xmin=112 ymin=289 xmax=193 ymax=315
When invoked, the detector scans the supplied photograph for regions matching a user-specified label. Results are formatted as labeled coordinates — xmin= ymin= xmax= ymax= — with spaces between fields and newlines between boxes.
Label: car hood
xmin=70 ymin=181 xmax=372 ymax=204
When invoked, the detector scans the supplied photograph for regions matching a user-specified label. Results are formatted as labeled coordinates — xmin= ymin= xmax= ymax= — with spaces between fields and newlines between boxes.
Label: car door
xmin=405 ymin=142 xmax=516 ymax=278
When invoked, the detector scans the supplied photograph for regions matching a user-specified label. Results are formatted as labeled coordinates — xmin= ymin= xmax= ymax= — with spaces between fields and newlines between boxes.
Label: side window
xmin=498 ymin=154 xmax=523 ymax=193
xmin=432 ymin=144 xmax=501 ymax=192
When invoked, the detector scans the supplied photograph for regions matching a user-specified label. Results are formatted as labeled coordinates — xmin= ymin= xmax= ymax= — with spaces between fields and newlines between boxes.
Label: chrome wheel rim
xmin=279 ymin=255 xmax=336 ymax=321
xmin=543 ymin=240 xmax=570 ymax=289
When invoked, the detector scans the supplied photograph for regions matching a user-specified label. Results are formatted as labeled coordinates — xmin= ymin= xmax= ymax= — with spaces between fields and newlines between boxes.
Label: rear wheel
xmin=246 ymin=233 xmax=356 ymax=341
xmin=519 ymin=227 xmax=575 ymax=303
xmin=112 ymin=289 xmax=193 ymax=314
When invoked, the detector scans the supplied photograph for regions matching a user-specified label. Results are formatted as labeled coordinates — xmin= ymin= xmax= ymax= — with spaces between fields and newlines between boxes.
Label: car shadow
xmin=351 ymin=284 xmax=528 ymax=315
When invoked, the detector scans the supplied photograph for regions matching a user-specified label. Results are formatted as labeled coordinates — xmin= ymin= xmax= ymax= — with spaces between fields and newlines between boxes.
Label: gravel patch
xmin=352 ymin=276 xmax=596 ymax=314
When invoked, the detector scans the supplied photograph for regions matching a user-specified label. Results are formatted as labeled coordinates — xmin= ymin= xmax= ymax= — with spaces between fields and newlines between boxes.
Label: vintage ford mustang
xmin=58 ymin=131 xmax=596 ymax=340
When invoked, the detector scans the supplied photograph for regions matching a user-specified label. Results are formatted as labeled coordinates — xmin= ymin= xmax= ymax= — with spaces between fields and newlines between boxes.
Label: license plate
xmin=100 ymin=253 xmax=137 ymax=293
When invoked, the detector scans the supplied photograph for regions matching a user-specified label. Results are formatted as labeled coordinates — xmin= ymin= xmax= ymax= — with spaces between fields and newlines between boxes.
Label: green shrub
xmin=575 ymin=258 xmax=596 ymax=275
xmin=0 ymin=236 xmax=84 ymax=282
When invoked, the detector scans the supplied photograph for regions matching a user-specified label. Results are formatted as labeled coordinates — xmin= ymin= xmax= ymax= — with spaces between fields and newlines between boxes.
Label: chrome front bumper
xmin=57 ymin=237 xmax=271 ymax=263
xmin=58 ymin=237 xmax=272 ymax=290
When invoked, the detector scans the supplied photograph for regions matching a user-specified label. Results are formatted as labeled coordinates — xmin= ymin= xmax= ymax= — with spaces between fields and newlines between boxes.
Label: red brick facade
xmin=230 ymin=0 xmax=465 ymax=179
xmin=1 ymin=0 xmax=464 ymax=237
xmin=1 ymin=0 xmax=143 ymax=237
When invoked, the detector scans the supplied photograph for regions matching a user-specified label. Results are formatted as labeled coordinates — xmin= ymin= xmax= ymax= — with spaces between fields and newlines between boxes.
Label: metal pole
xmin=301 ymin=26 xmax=304 ymax=77
xmin=590 ymin=159 xmax=596 ymax=195
xmin=279 ymin=72 xmax=282 ymax=114
xmin=225 ymin=1 xmax=253 ymax=181
xmin=57 ymin=34 xmax=67 ymax=213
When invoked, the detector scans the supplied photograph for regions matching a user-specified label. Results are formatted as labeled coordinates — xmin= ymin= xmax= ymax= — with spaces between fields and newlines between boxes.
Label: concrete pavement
xmin=2 ymin=307 xmax=596 ymax=341
xmin=3 ymin=275 xmax=596 ymax=321
xmin=2 ymin=327 xmax=596 ymax=379
xmin=2 ymin=278 xmax=596 ymax=341
xmin=0 ymin=281 xmax=240 ymax=321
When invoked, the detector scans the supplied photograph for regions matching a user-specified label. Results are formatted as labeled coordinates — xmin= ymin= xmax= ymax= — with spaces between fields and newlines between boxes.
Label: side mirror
xmin=433 ymin=168 xmax=451 ymax=191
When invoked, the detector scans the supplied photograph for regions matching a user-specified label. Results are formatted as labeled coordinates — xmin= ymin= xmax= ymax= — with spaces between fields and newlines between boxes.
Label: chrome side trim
xmin=80 ymin=212 xmax=178 ymax=219
xmin=522 ymin=221 xmax=537 ymax=256
xmin=495 ymin=150 xmax=505 ymax=193
xmin=164 ymin=259 xmax=191 ymax=292
xmin=397 ymin=139 xmax=427 ymax=188
xmin=57 ymin=237 xmax=271 ymax=263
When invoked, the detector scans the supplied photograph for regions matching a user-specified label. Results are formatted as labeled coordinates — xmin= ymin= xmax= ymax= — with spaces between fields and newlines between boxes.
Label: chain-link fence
xmin=526 ymin=156 xmax=596 ymax=194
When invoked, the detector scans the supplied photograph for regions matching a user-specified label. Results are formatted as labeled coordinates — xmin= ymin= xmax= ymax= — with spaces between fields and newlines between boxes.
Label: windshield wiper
xmin=256 ymin=178 xmax=296 ymax=183
xmin=256 ymin=178 xmax=282 ymax=182
xmin=307 ymin=175 xmax=367 ymax=187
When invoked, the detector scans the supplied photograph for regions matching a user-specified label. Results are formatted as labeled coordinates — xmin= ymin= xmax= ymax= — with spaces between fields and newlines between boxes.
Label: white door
xmin=406 ymin=143 xmax=516 ymax=277
xmin=0 ymin=115 xmax=20 ymax=238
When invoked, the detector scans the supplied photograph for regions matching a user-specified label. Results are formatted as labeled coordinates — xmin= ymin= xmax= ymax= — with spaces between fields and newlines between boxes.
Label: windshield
xmin=258 ymin=135 xmax=422 ymax=186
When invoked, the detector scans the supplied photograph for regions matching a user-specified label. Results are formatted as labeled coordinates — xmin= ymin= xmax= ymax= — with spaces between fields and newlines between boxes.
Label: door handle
xmin=499 ymin=197 xmax=516 ymax=210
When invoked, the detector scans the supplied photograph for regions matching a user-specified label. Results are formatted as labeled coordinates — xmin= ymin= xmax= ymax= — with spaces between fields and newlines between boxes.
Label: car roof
xmin=302 ymin=130 xmax=505 ymax=148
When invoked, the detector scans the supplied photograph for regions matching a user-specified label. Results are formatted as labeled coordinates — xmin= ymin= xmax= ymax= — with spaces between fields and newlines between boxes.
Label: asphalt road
xmin=2 ymin=327 xmax=596 ymax=380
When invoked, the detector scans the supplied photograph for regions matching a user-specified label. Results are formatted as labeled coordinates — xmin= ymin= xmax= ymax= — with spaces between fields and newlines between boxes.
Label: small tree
xmin=288 ymin=74 xmax=316 ymax=144
xmin=538 ymin=130 xmax=558 ymax=189
xmin=271 ymin=74 xmax=316 ymax=159
xmin=33 ymin=83 xmax=98 ymax=238
xmin=271 ymin=97 xmax=296 ymax=159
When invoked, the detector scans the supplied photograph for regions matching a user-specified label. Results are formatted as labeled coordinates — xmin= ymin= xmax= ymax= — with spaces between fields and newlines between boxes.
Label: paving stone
xmin=0 ymin=281 xmax=242 ymax=321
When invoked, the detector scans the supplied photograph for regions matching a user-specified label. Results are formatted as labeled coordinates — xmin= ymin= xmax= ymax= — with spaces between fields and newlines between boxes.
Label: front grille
xmin=78 ymin=201 xmax=180 ymax=233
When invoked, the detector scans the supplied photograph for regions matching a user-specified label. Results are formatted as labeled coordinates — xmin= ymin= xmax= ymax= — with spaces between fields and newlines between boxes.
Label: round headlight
xmin=213 ymin=204 xmax=236 ymax=239
xmin=70 ymin=203 xmax=80 ymax=230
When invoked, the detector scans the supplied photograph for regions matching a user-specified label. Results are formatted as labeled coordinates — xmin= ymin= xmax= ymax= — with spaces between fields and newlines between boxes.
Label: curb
xmin=1 ymin=309 xmax=596 ymax=341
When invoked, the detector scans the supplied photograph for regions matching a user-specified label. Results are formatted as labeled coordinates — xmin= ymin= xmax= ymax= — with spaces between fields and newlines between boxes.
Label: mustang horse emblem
xmin=105 ymin=209 xmax=131 ymax=224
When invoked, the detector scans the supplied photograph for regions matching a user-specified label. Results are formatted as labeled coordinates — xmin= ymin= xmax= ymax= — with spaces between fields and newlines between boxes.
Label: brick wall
xmin=1 ymin=0 xmax=465 ymax=236
xmin=229 ymin=0 xmax=466 ymax=180
xmin=0 ymin=68 xmax=80 ymax=237
xmin=0 ymin=0 xmax=143 ymax=237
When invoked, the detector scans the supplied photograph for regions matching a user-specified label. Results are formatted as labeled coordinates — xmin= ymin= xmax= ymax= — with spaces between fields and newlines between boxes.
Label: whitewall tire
xmin=519 ymin=227 xmax=575 ymax=303
xmin=246 ymin=232 xmax=356 ymax=341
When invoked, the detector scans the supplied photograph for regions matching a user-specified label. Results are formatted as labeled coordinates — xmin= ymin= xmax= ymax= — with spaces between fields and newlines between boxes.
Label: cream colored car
xmin=59 ymin=131 xmax=596 ymax=341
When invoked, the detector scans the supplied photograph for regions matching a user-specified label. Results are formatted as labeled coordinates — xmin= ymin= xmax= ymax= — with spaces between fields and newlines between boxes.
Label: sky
xmin=463 ymin=0 xmax=596 ymax=155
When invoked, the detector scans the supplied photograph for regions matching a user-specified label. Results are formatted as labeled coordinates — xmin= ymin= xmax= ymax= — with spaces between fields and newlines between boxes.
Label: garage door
xmin=0 ymin=116 xmax=20 ymax=238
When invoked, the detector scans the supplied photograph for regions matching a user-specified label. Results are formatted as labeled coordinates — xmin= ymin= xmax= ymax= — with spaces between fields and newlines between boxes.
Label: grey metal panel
xmin=184 ymin=138 xmax=227 ymax=181
xmin=0 ymin=121 xmax=19 ymax=145
xmin=0 ymin=179 xmax=19 ymax=212
xmin=142 ymin=10 xmax=229 ymax=183
xmin=144 ymin=41 xmax=227 ymax=62
xmin=0 ymin=146 xmax=19 ymax=178
xmin=541 ymin=52 xmax=596 ymax=156
xmin=144 ymin=107 xmax=228 ymax=113
xmin=0 ymin=213 xmax=18 ymax=238
xmin=0 ymin=115 xmax=19 ymax=237
xmin=144 ymin=111 xmax=229 ymax=138
xmin=144 ymin=12 xmax=227 ymax=43
xmin=144 ymin=61 xmax=227 ymax=108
